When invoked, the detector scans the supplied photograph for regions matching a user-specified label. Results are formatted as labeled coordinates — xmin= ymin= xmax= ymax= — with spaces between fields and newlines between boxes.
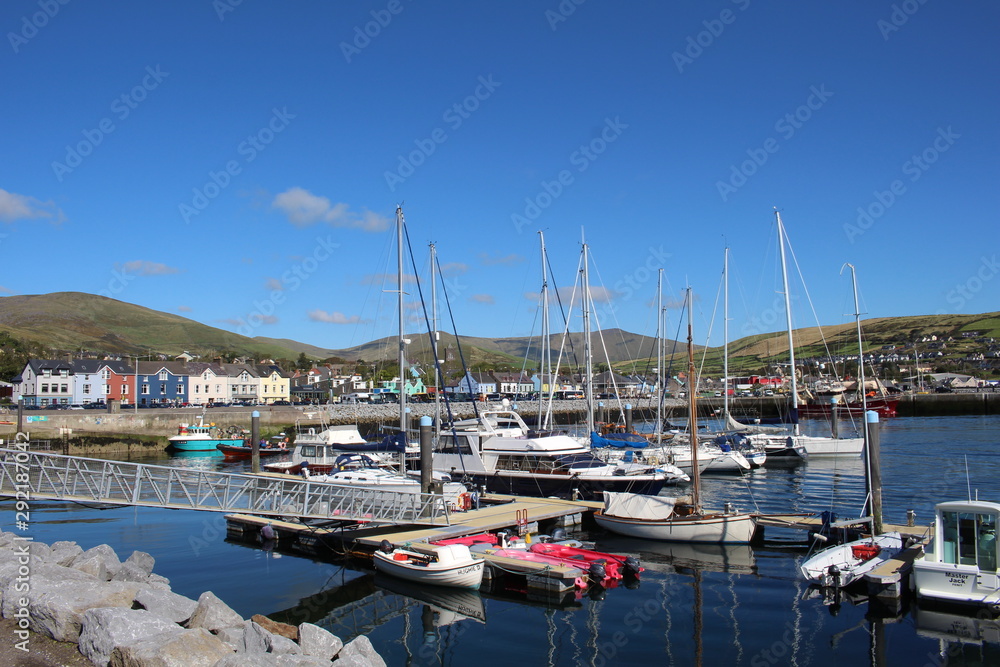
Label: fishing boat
xmin=594 ymin=287 xmax=757 ymax=544
xmin=373 ymin=541 xmax=485 ymax=590
xmin=166 ymin=417 xmax=244 ymax=452
xmin=798 ymin=263 xmax=906 ymax=588
xmin=217 ymin=437 xmax=290 ymax=459
xmin=262 ymin=430 xmax=406 ymax=475
xmin=912 ymin=500 xmax=1000 ymax=609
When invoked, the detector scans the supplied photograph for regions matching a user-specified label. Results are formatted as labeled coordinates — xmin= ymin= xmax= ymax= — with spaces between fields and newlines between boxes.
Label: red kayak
xmin=529 ymin=543 xmax=643 ymax=579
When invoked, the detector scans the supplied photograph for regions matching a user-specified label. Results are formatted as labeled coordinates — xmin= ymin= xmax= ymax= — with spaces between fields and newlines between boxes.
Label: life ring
xmin=458 ymin=493 xmax=471 ymax=511
xmin=647 ymin=455 xmax=658 ymax=466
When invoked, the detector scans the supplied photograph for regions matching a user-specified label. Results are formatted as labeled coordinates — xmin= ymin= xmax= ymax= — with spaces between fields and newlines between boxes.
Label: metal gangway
xmin=0 ymin=449 xmax=452 ymax=526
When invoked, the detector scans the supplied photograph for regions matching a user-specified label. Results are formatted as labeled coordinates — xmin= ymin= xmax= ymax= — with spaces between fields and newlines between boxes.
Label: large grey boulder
xmin=0 ymin=562 xmax=97 ymax=618
xmin=27 ymin=540 xmax=53 ymax=563
xmin=112 ymin=561 xmax=154 ymax=583
xmin=0 ymin=531 xmax=15 ymax=549
xmin=186 ymin=591 xmax=245 ymax=633
xmin=50 ymin=541 xmax=85 ymax=566
xmin=241 ymin=620 xmax=272 ymax=654
xmin=275 ymin=656 xmax=335 ymax=666
xmin=214 ymin=625 xmax=245 ymax=652
xmin=125 ymin=550 xmax=156 ymax=576
xmin=298 ymin=622 xmax=342 ymax=661
xmin=72 ymin=544 xmax=123 ymax=580
xmin=79 ymin=606 xmax=183 ymax=666
xmin=267 ymin=633 xmax=301 ymax=656
xmin=212 ymin=654 xmax=280 ymax=667
xmin=110 ymin=627 xmax=232 ymax=667
xmin=335 ymin=635 xmax=386 ymax=667
xmin=28 ymin=579 xmax=142 ymax=642
xmin=134 ymin=587 xmax=199 ymax=625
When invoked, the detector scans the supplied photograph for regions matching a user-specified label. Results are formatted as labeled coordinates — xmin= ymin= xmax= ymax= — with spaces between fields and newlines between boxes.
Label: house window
xmin=141 ymin=384 xmax=149 ymax=394
xmin=177 ymin=385 xmax=184 ymax=394
xmin=83 ymin=384 xmax=91 ymax=395
xmin=195 ymin=385 xmax=200 ymax=394
xmin=122 ymin=384 xmax=128 ymax=394
xmin=159 ymin=371 xmax=168 ymax=381
xmin=43 ymin=369 xmax=51 ymax=378
xmin=102 ymin=369 xmax=110 ymax=380
xmin=216 ymin=384 xmax=221 ymax=392
xmin=60 ymin=369 xmax=68 ymax=377
xmin=61 ymin=384 xmax=68 ymax=393
xmin=41 ymin=384 xmax=48 ymax=393
xmin=160 ymin=384 xmax=166 ymax=393
xmin=104 ymin=385 xmax=111 ymax=395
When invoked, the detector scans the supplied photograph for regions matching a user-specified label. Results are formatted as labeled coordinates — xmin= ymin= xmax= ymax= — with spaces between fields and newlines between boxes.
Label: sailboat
xmin=798 ymin=263 xmax=904 ymax=587
xmin=594 ymin=287 xmax=758 ymax=543
xmin=743 ymin=211 xmax=864 ymax=458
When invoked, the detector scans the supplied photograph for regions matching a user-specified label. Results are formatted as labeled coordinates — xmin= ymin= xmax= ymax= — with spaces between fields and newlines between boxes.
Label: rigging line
xmin=587 ymin=248 xmax=640 ymax=374
xmin=399 ymin=226 xmax=466 ymax=473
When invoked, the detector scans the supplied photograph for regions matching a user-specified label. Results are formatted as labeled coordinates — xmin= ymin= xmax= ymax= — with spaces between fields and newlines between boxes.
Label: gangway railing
xmin=0 ymin=449 xmax=451 ymax=526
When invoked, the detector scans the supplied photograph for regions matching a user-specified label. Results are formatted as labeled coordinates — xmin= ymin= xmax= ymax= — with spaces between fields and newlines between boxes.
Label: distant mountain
xmin=1 ymin=293 xmax=997 ymax=378
xmin=0 ymin=292 xmax=303 ymax=360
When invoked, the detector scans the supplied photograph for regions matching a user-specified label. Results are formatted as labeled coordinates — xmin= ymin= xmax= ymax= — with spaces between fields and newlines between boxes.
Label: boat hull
xmin=799 ymin=532 xmax=904 ymax=588
xmin=168 ymin=438 xmax=243 ymax=452
xmin=594 ymin=511 xmax=757 ymax=544
xmin=467 ymin=472 xmax=665 ymax=501
xmin=373 ymin=550 xmax=485 ymax=589
xmin=798 ymin=397 xmax=899 ymax=419
xmin=216 ymin=445 xmax=288 ymax=459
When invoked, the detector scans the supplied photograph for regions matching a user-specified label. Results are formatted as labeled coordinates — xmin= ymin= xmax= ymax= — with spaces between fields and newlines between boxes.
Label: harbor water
xmin=4 ymin=415 xmax=1000 ymax=665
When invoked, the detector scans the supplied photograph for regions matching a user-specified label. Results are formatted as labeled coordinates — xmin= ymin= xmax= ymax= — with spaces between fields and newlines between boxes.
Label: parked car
xmin=271 ymin=400 xmax=292 ymax=406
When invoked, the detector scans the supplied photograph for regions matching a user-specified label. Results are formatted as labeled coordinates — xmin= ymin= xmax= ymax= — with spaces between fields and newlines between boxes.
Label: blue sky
xmin=1 ymin=1 xmax=997 ymax=355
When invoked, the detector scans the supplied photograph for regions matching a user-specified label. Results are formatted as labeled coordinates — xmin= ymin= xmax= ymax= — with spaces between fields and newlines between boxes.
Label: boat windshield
xmin=554 ymin=453 xmax=609 ymax=470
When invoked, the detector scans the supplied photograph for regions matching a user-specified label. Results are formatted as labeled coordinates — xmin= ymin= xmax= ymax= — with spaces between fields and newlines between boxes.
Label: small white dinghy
xmin=799 ymin=532 xmax=905 ymax=588
xmin=373 ymin=541 xmax=485 ymax=590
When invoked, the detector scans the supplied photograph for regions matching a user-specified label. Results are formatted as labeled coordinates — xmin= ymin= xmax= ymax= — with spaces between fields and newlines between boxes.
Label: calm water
xmin=4 ymin=415 xmax=1000 ymax=666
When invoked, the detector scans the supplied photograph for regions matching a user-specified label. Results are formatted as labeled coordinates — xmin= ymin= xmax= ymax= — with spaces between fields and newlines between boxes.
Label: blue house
xmin=136 ymin=361 xmax=189 ymax=405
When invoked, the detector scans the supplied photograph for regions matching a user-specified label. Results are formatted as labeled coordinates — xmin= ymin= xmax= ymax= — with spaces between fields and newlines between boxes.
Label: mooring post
xmin=625 ymin=404 xmax=633 ymax=433
xmin=251 ymin=410 xmax=260 ymax=474
xmin=830 ymin=395 xmax=840 ymax=439
xmin=419 ymin=415 xmax=432 ymax=495
xmin=866 ymin=410 xmax=883 ymax=535
xmin=17 ymin=396 xmax=23 ymax=435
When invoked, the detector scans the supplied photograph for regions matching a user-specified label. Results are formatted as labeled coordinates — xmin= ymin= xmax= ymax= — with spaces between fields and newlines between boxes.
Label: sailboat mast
xmin=775 ymin=210 xmax=799 ymax=436
xmin=687 ymin=286 xmax=700 ymax=510
xmin=430 ymin=242 xmax=440 ymax=435
xmin=845 ymin=262 xmax=878 ymax=526
xmin=723 ymin=247 xmax=730 ymax=422
xmin=582 ymin=239 xmax=595 ymax=435
xmin=655 ymin=269 xmax=663 ymax=440
xmin=538 ymin=231 xmax=551 ymax=430
xmin=396 ymin=206 xmax=407 ymax=473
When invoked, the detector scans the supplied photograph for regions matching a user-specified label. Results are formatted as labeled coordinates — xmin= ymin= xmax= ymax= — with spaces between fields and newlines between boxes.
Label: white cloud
xmin=308 ymin=309 xmax=371 ymax=325
xmin=360 ymin=272 xmax=417 ymax=286
xmin=0 ymin=188 xmax=65 ymax=223
xmin=177 ymin=305 xmax=192 ymax=312
xmin=118 ymin=260 xmax=180 ymax=276
xmin=264 ymin=277 xmax=283 ymax=291
xmin=271 ymin=187 xmax=389 ymax=231
xmin=471 ymin=294 xmax=495 ymax=304
xmin=439 ymin=262 xmax=468 ymax=275
xmin=479 ymin=252 xmax=524 ymax=266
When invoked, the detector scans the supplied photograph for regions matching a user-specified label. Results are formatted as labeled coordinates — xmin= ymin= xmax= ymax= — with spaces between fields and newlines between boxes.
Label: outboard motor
xmin=623 ymin=556 xmax=642 ymax=577
xmin=589 ymin=560 xmax=607 ymax=581
xmin=550 ymin=528 xmax=568 ymax=542
xmin=379 ymin=539 xmax=394 ymax=554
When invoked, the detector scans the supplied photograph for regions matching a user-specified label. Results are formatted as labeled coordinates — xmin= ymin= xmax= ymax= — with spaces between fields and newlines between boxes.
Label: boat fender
xmin=261 ymin=524 xmax=276 ymax=541
xmin=379 ymin=539 xmax=394 ymax=554
xmin=624 ymin=556 xmax=641 ymax=576
xmin=589 ymin=561 xmax=607 ymax=581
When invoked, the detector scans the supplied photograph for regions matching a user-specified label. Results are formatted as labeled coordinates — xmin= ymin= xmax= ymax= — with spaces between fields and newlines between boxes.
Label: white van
xmin=344 ymin=392 xmax=372 ymax=403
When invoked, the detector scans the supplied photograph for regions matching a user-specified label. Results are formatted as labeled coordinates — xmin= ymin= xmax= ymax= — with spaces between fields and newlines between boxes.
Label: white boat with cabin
xmin=913 ymin=500 xmax=1000 ymax=609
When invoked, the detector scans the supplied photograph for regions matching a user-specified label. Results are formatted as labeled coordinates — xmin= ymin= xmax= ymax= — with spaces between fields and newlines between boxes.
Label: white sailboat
xmin=798 ymin=263 xmax=905 ymax=587
xmin=746 ymin=211 xmax=864 ymax=458
xmin=594 ymin=287 xmax=758 ymax=544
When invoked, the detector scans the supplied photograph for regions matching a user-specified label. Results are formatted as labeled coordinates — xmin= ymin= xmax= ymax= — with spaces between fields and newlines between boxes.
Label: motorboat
xmin=262 ymin=428 xmax=405 ymax=475
xmin=166 ymin=417 xmax=244 ymax=452
xmin=799 ymin=532 xmax=905 ymax=588
xmin=432 ymin=410 xmax=675 ymax=500
xmin=913 ymin=500 xmax=1000 ymax=610
xmin=373 ymin=541 xmax=485 ymax=589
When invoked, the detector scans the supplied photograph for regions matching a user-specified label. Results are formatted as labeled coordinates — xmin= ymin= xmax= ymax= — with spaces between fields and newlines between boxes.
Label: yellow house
xmin=256 ymin=365 xmax=290 ymax=404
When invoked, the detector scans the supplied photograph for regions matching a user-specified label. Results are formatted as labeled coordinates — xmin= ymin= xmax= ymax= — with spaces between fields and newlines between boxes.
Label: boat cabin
xmin=914 ymin=500 xmax=1000 ymax=608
